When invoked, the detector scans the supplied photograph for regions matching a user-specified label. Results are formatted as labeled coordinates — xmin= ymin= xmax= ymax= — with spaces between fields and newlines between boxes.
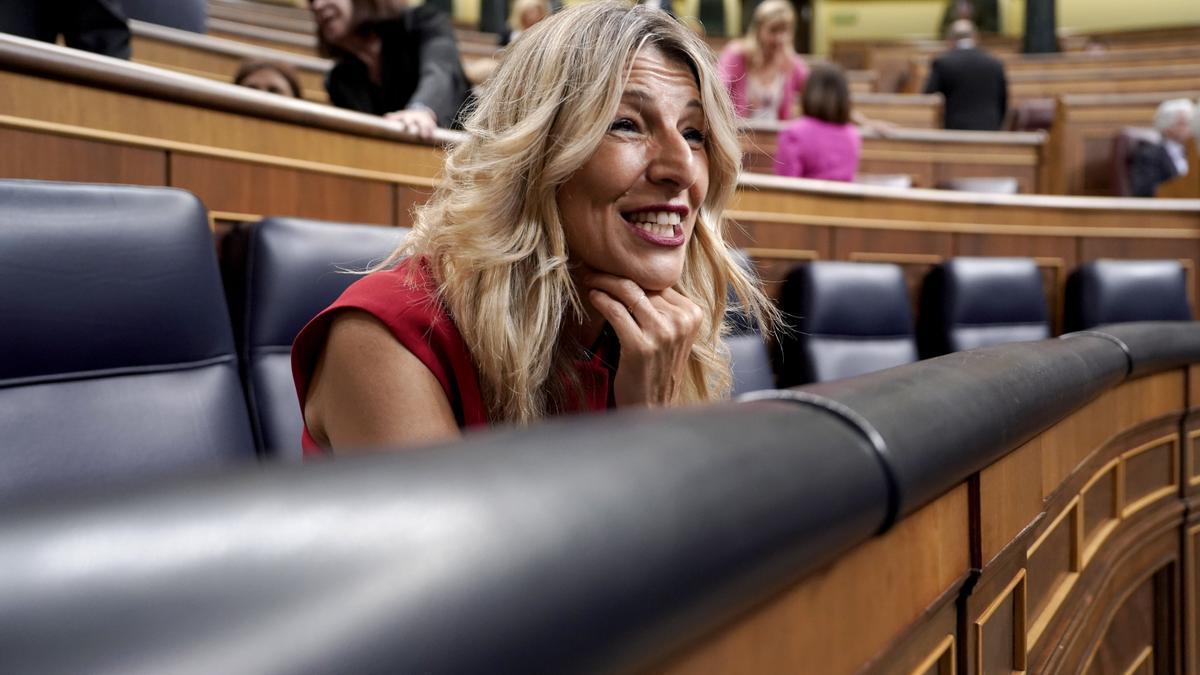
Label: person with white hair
xmin=1129 ymin=98 xmax=1196 ymax=198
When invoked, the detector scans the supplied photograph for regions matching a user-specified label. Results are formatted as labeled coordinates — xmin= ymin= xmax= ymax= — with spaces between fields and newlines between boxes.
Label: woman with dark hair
xmin=309 ymin=0 xmax=470 ymax=137
xmin=234 ymin=60 xmax=303 ymax=98
xmin=774 ymin=62 xmax=861 ymax=181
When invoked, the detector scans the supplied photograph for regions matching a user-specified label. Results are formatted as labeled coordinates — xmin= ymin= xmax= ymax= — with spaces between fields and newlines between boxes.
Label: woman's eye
xmin=683 ymin=128 xmax=707 ymax=144
xmin=610 ymin=118 xmax=639 ymax=133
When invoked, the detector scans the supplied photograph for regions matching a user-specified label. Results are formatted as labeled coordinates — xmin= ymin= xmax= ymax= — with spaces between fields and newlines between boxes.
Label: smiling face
xmin=310 ymin=0 xmax=355 ymax=43
xmin=556 ymin=46 xmax=709 ymax=292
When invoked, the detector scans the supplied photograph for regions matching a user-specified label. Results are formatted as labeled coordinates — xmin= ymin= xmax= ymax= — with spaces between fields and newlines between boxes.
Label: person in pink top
xmin=775 ymin=63 xmax=862 ymax=182
xmin=718 ymin=0 xmax=808 ymax=122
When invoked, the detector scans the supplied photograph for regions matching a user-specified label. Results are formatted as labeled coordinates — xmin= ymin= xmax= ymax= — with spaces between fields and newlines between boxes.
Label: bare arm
xmin=303 ymin=310 xmax=460 ymax=453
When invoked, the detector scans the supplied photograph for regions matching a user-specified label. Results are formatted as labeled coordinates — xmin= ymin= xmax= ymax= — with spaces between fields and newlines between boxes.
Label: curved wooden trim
xmin=737 ymin=173 xmax=1200 ymax=212
xmin=0 ymin=115 xmax=440 ymax=188
xmin=1 ymin=32 xmax=466 ymax=147
xmin=725 ymin=208 xmax=1200 ymax=239
xmin=131 ymin=20 xmax=329 ymax=71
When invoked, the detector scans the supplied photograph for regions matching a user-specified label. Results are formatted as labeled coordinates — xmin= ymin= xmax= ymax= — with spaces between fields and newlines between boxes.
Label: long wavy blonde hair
xmin=388 ymin=1 xmax=776 ymax=424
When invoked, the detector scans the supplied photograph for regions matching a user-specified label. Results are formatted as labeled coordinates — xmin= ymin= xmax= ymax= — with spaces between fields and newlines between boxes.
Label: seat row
xmin=766 ymin=257 xmax=1193 ymax=388
xmin=0 ymin=179 xmax=1192 ymax=504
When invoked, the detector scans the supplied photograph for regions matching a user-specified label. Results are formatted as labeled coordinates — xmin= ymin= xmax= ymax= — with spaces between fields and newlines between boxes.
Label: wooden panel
xmin=728 ymin=218 xmax=832 ymax=300
xmin=1121 ymin=436 xmax=1179 ymax=517
xmin=1082 ymin=461 xmax=1121 ymax=562
xmin=0 ymin=126 xmax=166 ymax=185
xmin=976 ymin=570 xmax=1027 ymax=674
xmin=395 ymin=184 xmax=434 ymax=229
xmin=654 ymin=486 xmax=970 ymax=675
xmin=170 ymin=154 xmax=394 ymax=225
xmin=978 ymin=373 xmax=1185 ymax=565
xmin=1082 ymin=577 xmax=1159 ymax=674
xmin=833 ymin=228 xmax=954 ymax=307
xmin=1027 ymin=500 xmax=1080 ymax=643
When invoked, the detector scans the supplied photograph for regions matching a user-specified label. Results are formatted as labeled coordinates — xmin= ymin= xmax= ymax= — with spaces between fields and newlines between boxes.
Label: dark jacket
xmin=325 ymin=5 xmax=469 ymax=129
xmin=1129 ymin=140 xmax=1181 ymax=198
xmin=0 ymin=0 xmax=130 ymax=58
xmin=923 ymin=45 xmax=1008 ymax=131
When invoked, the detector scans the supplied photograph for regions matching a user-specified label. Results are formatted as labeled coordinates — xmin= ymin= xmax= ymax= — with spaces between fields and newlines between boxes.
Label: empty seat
xmin=917 ymin=257 xmax=1050 ymax=358
xmin=241 ymin=217 xmax=409 ymax=459
xmin=1065 ymin=259 xmax=1192 ymax=332
xmin=936 ymin=177 xmax=1020 ymax=194
xmin=774 ymin=262 xmax=917 ymax=386
xmin=1007 ymin=97 xmax=1055 ymax=132
xmin=0 ymin=179 xmax=256 ymax=502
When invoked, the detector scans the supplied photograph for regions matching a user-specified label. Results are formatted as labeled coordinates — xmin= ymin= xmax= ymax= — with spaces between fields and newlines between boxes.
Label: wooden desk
xmin=130 ymin=20 xmax=331 ymax=103
xmin=741 ymin=122 xmax=1045 ymax=193
xmin=1048 ymin=90 xmax=1200 ymax=196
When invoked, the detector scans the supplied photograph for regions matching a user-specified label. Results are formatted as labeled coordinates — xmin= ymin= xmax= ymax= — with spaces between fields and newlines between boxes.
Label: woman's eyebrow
xmin=619 ymin=89 xmax=704 ymax=112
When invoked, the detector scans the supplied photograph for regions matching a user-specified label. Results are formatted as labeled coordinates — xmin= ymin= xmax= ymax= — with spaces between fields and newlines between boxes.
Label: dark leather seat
xmin=1110 ymin=127 xmax=1161 ymax=197
xmin=1007 ymin=97 xmax=1055 ymax=132
xmin=0 ymin=179 xmax=256 ymax=502
xmin=241 ymin=217 xmax=409 ymax=459
xmin=1065 ymin=259 xmax=1193 ymax=331
xmin=774 ymin=262 xmax=917 ymax=386
xmin=726 ymin=249 xmax=774 ymax=395
xmin=936 ymin=177 xmax=1020 ymax=194
xmin=917 ymin=257 xmax=1050 ymax=358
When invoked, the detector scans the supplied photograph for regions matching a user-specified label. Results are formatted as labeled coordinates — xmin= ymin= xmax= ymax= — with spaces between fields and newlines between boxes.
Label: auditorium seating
xmin=0 ymin=179 xmax=257 ymax=502
xmin=233 ymin=217 xmax=410 ymax=459
xmin=917 ymin=257 xmax=1050 ymax=358
xmin=1065 ymin=259 xmax=1193 ymax=331
xmin=774 ymin=262 xmax=918 ymax=387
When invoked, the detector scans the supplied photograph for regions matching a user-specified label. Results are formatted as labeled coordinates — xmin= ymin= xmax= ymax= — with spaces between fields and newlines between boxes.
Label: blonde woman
xmin=499 ymin=0 xmax=549 ymax=46
xmin=718 ymin=0 xmax=808 ymax=121
xmin=292 ymin=2 xmax=776 ymax=454
xmin=309 ymin=0 xmax=469 ymax=136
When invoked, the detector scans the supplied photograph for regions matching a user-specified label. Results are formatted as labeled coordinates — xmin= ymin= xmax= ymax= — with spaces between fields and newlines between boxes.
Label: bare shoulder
xmin=304 ymin=309 xmax=459 ymax=452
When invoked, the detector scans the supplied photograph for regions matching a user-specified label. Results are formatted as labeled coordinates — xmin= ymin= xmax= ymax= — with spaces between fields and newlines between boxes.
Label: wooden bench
xmin=740 ymin=122 xmax=1046 ymax=193
xmin=1047 ymin=90 xmax=1200 ymax=196
xmin=130 ymin=20 xmax=331 ymax=103
xmin=851 ymin=92 xmax=942 ymax=129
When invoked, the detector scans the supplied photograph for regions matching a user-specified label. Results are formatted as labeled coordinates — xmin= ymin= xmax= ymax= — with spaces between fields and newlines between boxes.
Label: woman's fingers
xmin=587 ymin=289 xmax=644 ymax=345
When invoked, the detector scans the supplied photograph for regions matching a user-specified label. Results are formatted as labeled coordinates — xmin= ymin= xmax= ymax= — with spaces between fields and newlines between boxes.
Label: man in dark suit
xmin=923 ymin=20 xmax=1007 ymax=131
xmin=1129 ymin=98 xmax=1195 ymax=198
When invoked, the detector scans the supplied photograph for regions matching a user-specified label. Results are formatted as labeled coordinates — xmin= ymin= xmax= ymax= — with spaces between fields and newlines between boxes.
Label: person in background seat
xmin=498 ymin=0 xmax=549 ymax=46
xmin=1129 ymin=98 xmax=1196 ymax=198
xmin=292 ymin=2 xmax=776 ymax=454
xmin=234 ymin=60 xmax=303 ymax=98
xmin=0 ymin=0 xmax=130 ymax=59
xmin=774 ymin=63 xmax=861 ymax=182
xmin=923 ymin=19 xmax=1007 ymax=131
xmin=718 ymin=0 xmax=808 ymax=122
xmin=310 ymin=0 xmax=470 ymax=137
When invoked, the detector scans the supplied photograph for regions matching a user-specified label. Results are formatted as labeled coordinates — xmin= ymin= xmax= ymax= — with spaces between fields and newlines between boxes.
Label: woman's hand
xmin=584 ymin=273 xmax=704 ymax=408
xmin=385 ymin=107 xmax=438 ymax=139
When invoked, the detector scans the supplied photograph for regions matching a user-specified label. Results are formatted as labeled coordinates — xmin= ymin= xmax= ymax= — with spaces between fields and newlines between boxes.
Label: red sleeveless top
xmin=291 ymin=258 xmax=616 ymax=456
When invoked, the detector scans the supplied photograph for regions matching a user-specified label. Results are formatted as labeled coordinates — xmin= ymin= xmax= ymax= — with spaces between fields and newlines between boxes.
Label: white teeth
xmin=626 ymin=211 xmax=682 ymax=237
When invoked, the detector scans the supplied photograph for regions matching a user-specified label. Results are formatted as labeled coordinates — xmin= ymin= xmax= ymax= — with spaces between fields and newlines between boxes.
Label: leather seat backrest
xmin=775 ymin=262 xmax=917 ymax=386
xmin=1065 ymin=259 xmax=1192 ymax=332
xmin=243 ymin=217 xmax=409 ymax=459
xmin=1110 ymin=127 xmax=1161 ymax=197
xmin=918 ymin=257 xmax=1050 ymax=358
xmin=0 ymin=180 xmax=256 ymax=502
xmin=725 ymin=249 xmax=774 ymax=395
